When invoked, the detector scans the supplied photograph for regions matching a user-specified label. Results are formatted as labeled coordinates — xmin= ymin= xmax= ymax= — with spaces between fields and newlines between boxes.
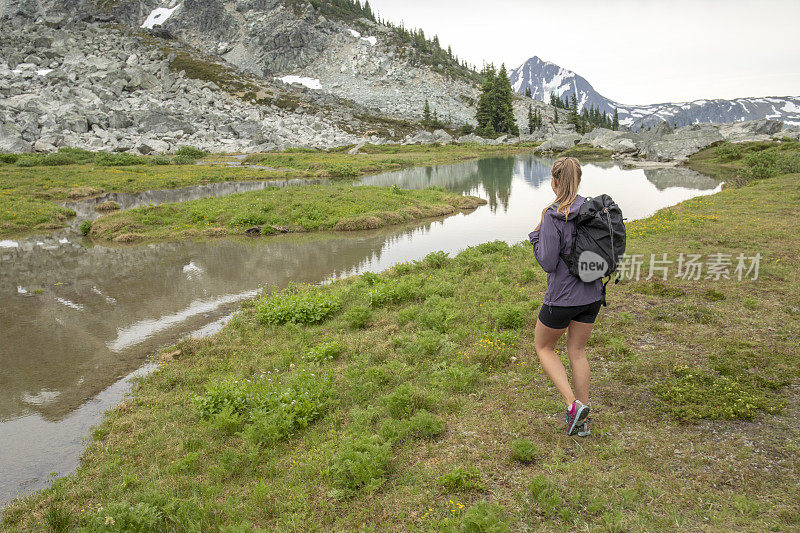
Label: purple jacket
xmin=528 ymin=195 xmax=602 ymax=307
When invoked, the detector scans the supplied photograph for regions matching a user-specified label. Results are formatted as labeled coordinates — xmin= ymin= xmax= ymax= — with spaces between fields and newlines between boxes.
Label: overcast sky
xmin=367 ymin=0 xmax=800 ymax=105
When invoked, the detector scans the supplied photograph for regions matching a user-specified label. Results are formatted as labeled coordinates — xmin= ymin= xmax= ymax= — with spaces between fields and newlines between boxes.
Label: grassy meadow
xmin=2 ymin=143 xmax=799 ymax=531
xmin=88 ymin=185 xmax=486 ymax=242
xmin=0 ymin=143 xmax=536 ymax=237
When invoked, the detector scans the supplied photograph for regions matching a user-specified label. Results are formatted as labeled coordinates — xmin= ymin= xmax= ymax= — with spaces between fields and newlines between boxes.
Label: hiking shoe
xmin=576 ymin=419 xmax=591 ymax=437
xmin=566 ymin=400 xmax=590 ymax=436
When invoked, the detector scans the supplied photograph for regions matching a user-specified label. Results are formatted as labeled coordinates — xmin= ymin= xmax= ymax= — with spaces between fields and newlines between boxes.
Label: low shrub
xmin=405 ymin=409 xmax=446 ymax=439
xmin=0 ymin=153 xmax=19 ymax=163
xmin=461 ymin=501 xmax=510 ymax=533
xmin=344 ymin=305 xmax=372 ymax=329
xmin=79 ymin=219 xmax=92 ymax=236
xmin=176 ymin=146 xmax=208 ymax=159
xmin=437 ymin=466 xmax=485 ymax=492
xmin=715 ymin=142 xmax=743 ymax=161
xmin=196 ymin=369 xmax=334 ymax=446
xmin=474 ymin=240 xmax=510 ymax=255
xmin=95 ymin=152 xmax=147 ymax=166
xmin=330 ymin=435 xmax=392 ymax=495
xmin=510 ymin=438 xmax=539 ymax=464
xmin=492 ymin=303 xmax=529 ymax=329
xmin=149 ymin=155 xmax=172 ymax=165
xmin=416 ymin=296 xmax=455 ymax=333
xmin=15 ymin=154 xmax=45 ymax=167
xmin=431 ymin=363 xmax=482 ymax=392
xmin=172 ymin=154 xmax=197 ymax=165
xmin=420 ymin=250 xmax=449 ymax=269
xmin=328 ymin=163 xmax=360 ymax=178
xmin=368 ymin=279 xmax=421 ymax=307
xmin=469 ymin=332 xmax=517 ymax=370
xmin=256 ymin=285 xmax=342 ymax=325
xmin=382 ymin=383 xmax=432 ymax=419
xmin=303 ymin=340 xmax=345 ymax=364
xmin=379 ymin=409 xmax=446 ymax=442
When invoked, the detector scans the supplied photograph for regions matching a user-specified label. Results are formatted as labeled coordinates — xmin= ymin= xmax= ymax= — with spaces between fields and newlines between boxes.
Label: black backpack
xmin=561 ymin=195 xmax=626 ymax=305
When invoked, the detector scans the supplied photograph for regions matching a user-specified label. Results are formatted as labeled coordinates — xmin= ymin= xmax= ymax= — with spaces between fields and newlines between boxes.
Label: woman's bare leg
xmin=534 ymin=319 xmax=575 ymax=406
xmin=566 ymin=321 xmax=594 ymax=405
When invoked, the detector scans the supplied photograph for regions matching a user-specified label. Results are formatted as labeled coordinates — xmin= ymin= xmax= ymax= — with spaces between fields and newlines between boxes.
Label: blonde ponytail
xmin=539 ymin=156 xmax=582 ymax=224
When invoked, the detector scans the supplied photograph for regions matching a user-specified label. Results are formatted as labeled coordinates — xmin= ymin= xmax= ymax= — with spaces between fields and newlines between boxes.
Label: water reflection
xmin=61 ymin=178 xmax=327 ymax=225
xmin=0 ymin=154 xmax=721 ymax=506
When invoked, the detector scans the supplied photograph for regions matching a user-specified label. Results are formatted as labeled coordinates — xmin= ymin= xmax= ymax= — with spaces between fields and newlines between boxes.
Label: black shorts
xmin=538 ymin=300 xmax=602 ymax=330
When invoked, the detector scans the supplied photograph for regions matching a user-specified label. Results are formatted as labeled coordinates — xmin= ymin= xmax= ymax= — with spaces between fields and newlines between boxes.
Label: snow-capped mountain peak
xmin=510 ymin=55 xmax=800 ymax=130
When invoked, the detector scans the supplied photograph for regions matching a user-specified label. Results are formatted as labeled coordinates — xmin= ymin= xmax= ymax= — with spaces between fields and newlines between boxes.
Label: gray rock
xmin=33 ymin=140 xmax=57 ymax=152
xmin=137 ymin=139 xmax=170 ymax=154
xmin=348 ymin=140 xmax=367 ymax=154
xmin=0 ymin=123 xmax=33 ymax=152
xmin=535 ymin=133 xmax=582 ymax=152
xmin=433 ymin=129 xmax=453 ymax=143
xmin=580 ymin=128 xmax=640 ymax=154
xmin=455 ymin=133 xmax=488 ymax=145
xmin=718 ymin=119 xmax=782 ymax=142
xmin=642 ymin=124 xmax=723 ymax=162
xmin=59 ymin=114 xmax=89 ymax=133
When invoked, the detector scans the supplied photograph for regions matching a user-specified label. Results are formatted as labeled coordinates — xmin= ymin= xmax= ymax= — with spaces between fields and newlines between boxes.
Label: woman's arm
xmin=529 ymin=212 xmax=561 ymax=273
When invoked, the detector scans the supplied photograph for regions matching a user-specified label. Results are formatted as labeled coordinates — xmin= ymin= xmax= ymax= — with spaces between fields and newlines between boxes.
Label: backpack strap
xmin=601 ymin=276 xmax=610 ymax=307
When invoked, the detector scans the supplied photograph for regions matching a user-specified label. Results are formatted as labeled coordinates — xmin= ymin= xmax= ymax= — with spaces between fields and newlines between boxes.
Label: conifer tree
xmin=612 ymin=108 xmax=619 ymax=131
xmin=527 ymin=104 xmax=535 ymax=134
xmin=476 ymin=65 xmax=497 ymax=136
xmin=495 ymin=64 xmax=519 ymax=136
xmin=422 ymin=99 xmax=432 ymax=128
xmin=525 ymin=87 xmax=532 ymax=98
xmin=554 ymin=108 xmax=558 ymax=124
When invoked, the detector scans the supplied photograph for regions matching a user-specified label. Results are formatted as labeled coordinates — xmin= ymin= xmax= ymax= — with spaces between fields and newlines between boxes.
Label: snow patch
xmin=348 ymin=29 xmax=362 ymax=38
xmin=0 ymin=240 xmax=19 ymax=248
xmin=782 ymin=101 xmax=800 ymax=113
xmin=361 ymin=36 xmax=377 ymax=46
xmin=275 ymin=75 xmax=322 ymax=90
xmin=142 ymin=4 xmax=181 ymax=29
xmin=36 ymin=69 xmax=53 ymax=76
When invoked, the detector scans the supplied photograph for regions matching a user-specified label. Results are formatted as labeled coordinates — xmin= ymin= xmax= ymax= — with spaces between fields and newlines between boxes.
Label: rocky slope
xmin=0 ymin=0 xmax=491 ymax=155
xmin=510 ymin=56 xmax=800 ymax=130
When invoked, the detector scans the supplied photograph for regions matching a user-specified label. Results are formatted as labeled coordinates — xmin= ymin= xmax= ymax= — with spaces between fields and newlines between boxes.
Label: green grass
xmin=2 ymin=155 xmax=799 ymax=531
xmin=88 ymin=185 xmax=487 ymax=242
xmin=687 ymin=138 xmax=800 ymax=186
xmin=0 ymin=143 xmax=535 ymax=237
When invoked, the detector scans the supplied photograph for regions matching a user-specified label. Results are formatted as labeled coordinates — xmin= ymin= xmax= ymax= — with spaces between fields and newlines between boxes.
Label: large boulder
xmin=404 ymin=130 xmax=436 ymax=145
xmin=0 ymin=123 xmax=33 ymax=152
xmin=134 ymin=111 xmax=196 ymax=135
xmin=580 ymin=128 xmax=640 ymax=153
xmin=641 ymin=124 xmax=723 ymax=162
xmin=718 ymin=119 xmax=783 ymax=142
xmin=455 ymin=133 xmax=488 ymax=145
xmin=433 ymin=129 xmax=454 ymax=143
xmin=137 ymin=139 xmax=170 ymax=154
xmin=535 ymin=132 xmax=582 ymax=152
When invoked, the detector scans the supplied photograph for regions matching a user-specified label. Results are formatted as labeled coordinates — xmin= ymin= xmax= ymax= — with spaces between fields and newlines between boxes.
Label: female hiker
xmin=529 ymin=157 xmax=601 ymax=437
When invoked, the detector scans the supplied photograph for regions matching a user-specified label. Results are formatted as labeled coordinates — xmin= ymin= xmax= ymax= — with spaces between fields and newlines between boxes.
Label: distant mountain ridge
xmin=509 ymin=56 xmax=800 ymax=130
